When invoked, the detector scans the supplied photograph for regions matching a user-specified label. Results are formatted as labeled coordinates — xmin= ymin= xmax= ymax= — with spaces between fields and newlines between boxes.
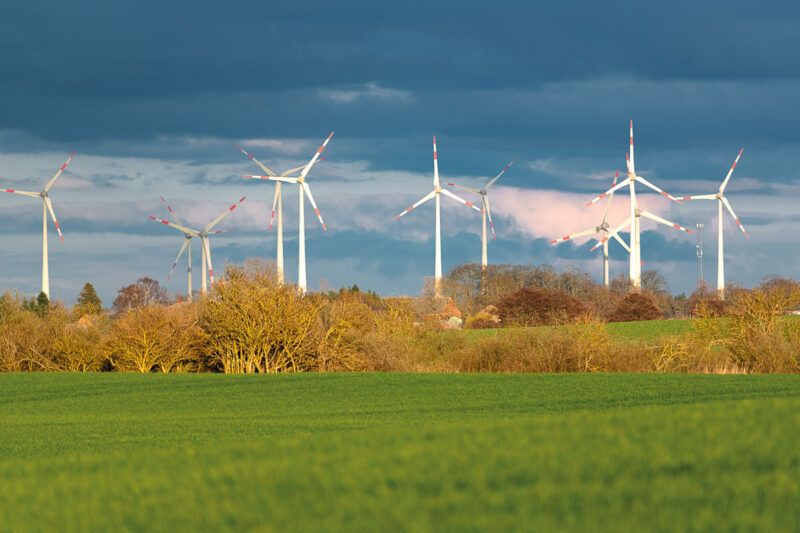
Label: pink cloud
xmin=491 ymin=186 xmax=678 ymax=243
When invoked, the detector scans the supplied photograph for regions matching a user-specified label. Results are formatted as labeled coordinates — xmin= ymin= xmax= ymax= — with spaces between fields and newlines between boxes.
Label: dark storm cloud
xmin=3 ymin=0 xmax=800 ymax=144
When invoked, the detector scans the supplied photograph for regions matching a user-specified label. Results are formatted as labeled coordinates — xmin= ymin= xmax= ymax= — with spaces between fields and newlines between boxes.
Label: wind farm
xmin=0 ymin=124 xmax=763 ymax=301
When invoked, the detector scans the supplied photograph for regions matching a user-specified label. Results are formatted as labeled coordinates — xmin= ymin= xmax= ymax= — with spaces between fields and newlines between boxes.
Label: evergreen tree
xmin=32 ymin=292 xmax=49 ymax=317
xmin=75 ymin=283 xmax=103 ymax=316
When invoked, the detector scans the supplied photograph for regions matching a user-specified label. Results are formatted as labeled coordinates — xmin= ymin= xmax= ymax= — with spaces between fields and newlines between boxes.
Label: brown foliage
xmin=103 ymin=305 xmax=204 ymax=372
xmin=199 ymin=260 xmax=329 ymax=373
xmin=495 ymin=287 xmax=588 ymax=327
xmin=454 ymin=319 xmax=614 ymax=372
xmin=607 ymin=292 xmax=663 ymax=322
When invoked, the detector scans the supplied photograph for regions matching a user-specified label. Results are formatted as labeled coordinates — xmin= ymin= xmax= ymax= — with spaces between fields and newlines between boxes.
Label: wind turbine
xmin=550 ymin=171 xmax=633 ymax=287
xmin=148 ymin=196 xmax=246 ymax=295
xmin=237 ymin=145 xmax=326 ymax=284
xmin=445 ymin=157 xmax=517 ymax=268
xmin=584 ymin=121 xmax=692 ymax=290
xmin=2 ymin=152 xmax=75 ymax=297
xmin=393 ymin=136 xmax=485 ymax=297
xmin=244 ymin=132 xmax=333 ymax=294
xmin=679 ymin=149 xmax=748 ymax=299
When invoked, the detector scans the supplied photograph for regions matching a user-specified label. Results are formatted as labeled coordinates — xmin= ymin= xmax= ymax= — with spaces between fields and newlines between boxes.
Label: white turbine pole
xmin=434 ymin=192 xmax=442 ymax=297
xmin=187 ymin=238 xmax=193 ymax=300
xmin=394 ymin=136 xmax=484 ymax=299
xmin=629 ymin=179 xmax=640 ymax=290
xmin=41 ymin=199 xmax=49 ymax=297
xmin=433 ymin=136 xmax=443 ymax=297
xmin=717 ymin=198 xmax=724 ymax=299
xmin=603 ymin=238 xmax=609 ymax=287
xmin=680 ymin=148 xmax=746 ymax=301
xmin=276 ymin=182 xmax=284 ymax=282
xmin=201 ymin=238 xmax=208 ymax=294
xmin=298 ymin=183 xmax=307 ymax=294
xmin=481 ymin=209 xmax=487 ymax=268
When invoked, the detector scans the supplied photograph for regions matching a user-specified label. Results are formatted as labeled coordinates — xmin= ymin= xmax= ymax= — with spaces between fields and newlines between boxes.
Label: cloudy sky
xmin=1 ymin=0 xmax=798 ymax=303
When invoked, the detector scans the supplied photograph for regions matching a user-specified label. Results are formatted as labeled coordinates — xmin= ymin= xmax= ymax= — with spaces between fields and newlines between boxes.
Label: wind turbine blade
xmin=43 ymin=152 xmax=76 ymax=193
xmin=44 ymin=197 xmax=64 ymax=242
xmin=160 ymin=195 xmax=185 ymax=225
xmin=719 ymin=148 xmax=743 ymax=193
xmin=610 ymin=230 xmax=631 ymax=253
xmin=236 ymin=145 xmax=276 ymax=177
xmin=601 ymin=171 xmax=620 ymax=223
xmin=302 ymin=182 xmax=327 ymax=231
xmin=679 ymin=194 xmax=717 ymax=201
xmin=550 ymin=227 xmax=598 ymax=245
xmin=585 ymin=177 xmax=631 ymax=207
xmin=167 ymin=238 xmax=190 ymax=281
xmin=590 ymin=217 xmax=631 ymax=252
xmin=484 ymin=195 xmax=496 ymax=240
xmin=2 ymin=189 xmax=40 ymax=198
xmin=393 ymin=190 xmax=436 ymax=220
xmin=282 ymin=157 xmax=326 ymax=176
xmin=629 ymin=120 xmax=635 ymax=176
xmin=636 ymin=176 xmax=684 ymax=204
xmin=205 ymin=196 xmax=247 ymax=232
xmin=148 ymin=216 xmax=199 ymax=235
xmin=485 ymin=157 xmax=517 ymax=189
xmin=721 ymin=197 xmax=749 ymax=238
xmin=300 ymin=132 xmax=334 ymax=180
xmin=444 ymin=182 xmax=480 ymax=194
xmin=269 ymin=185 xmax=279 ymax=232
xmin=209 ymin=229 xmax=233 ymax=234
xmin=432 ymin=135 xmax=439 ymax=187
xmin=441 ymin=188 xmax=483 ymax=214
xmin=639 ymin=210 xmax=694 ymax=234
xmin=244 ymin=175 xmax=298 ymax=184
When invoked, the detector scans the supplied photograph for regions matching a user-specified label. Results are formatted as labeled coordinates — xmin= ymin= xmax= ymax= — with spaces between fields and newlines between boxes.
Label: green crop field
xmin=458 ymin=315 xmax=800 ymax=345
xmin=2 ymin=373 xmax=799 ymax=531
xmin=457 ymin=318 xmax=695 ymax=344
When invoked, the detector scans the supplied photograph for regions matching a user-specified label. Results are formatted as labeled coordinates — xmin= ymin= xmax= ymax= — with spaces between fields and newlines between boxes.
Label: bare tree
xmin=112 ymin=277 xmax=170 ymax=314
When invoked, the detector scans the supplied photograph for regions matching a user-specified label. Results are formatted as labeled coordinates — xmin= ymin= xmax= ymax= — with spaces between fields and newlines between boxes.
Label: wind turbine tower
xmin=243 ymin=133 xmax=333 ymax=294
xmin=394 ymin=136 xmax=485 ymax=297
xmin=680 ymin=149 xmax=748 ymax=299
xmin=445 ymin=158 xmax=516 ymax=269
xmin=696 ymin=220 xmax=704 ymax=289
xmin=1 ymin=152 xmax=75 ymax=297
xmin=584 ymin=122 xmax=692 ymax=291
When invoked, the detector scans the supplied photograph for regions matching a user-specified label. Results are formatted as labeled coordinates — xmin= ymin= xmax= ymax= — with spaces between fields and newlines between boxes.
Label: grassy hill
xmin=1 ymin=373 xmax=799 ymax=531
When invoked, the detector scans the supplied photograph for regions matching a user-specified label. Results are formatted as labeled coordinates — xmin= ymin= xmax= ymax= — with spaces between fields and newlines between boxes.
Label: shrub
xmin=607 ymin=292 xmax=662 ymax=322
xmin=464 ymin=314 xmax=499 ymax=330
xmin=103 ymin=305 xmax=204 ymax=373
xmin=693 ymin=298 xmax=728 ymax=318
xmin=454 ymin=319 xmax=615 ymax=373
xmin=495 ymin=287 xmax=588 ymax=327
xmin=51 ymin=324 xmax=105 ymax=372
xmin=0 ymin=310 xmax=52 ymax=371
xmin=200 ymin=260 xmax=327 ymax=373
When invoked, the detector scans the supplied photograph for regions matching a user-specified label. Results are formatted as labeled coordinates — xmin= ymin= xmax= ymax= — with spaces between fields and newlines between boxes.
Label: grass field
xmin=457 ymin=318 xmax=695 ymax=344
xmin=459 ymin=315 xmax=800 ymax=345
xmin=2 ymin=373 xmax=799 ymax=531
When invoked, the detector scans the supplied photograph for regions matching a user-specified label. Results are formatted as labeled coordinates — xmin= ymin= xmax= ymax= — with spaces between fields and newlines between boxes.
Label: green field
xmin=459 ymin=315 xmax=800 ymax=344
xmin=458 ymin=318 xmax=695 ymax=344
xmin=2 ymin=373 xmax=799 ymax=531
